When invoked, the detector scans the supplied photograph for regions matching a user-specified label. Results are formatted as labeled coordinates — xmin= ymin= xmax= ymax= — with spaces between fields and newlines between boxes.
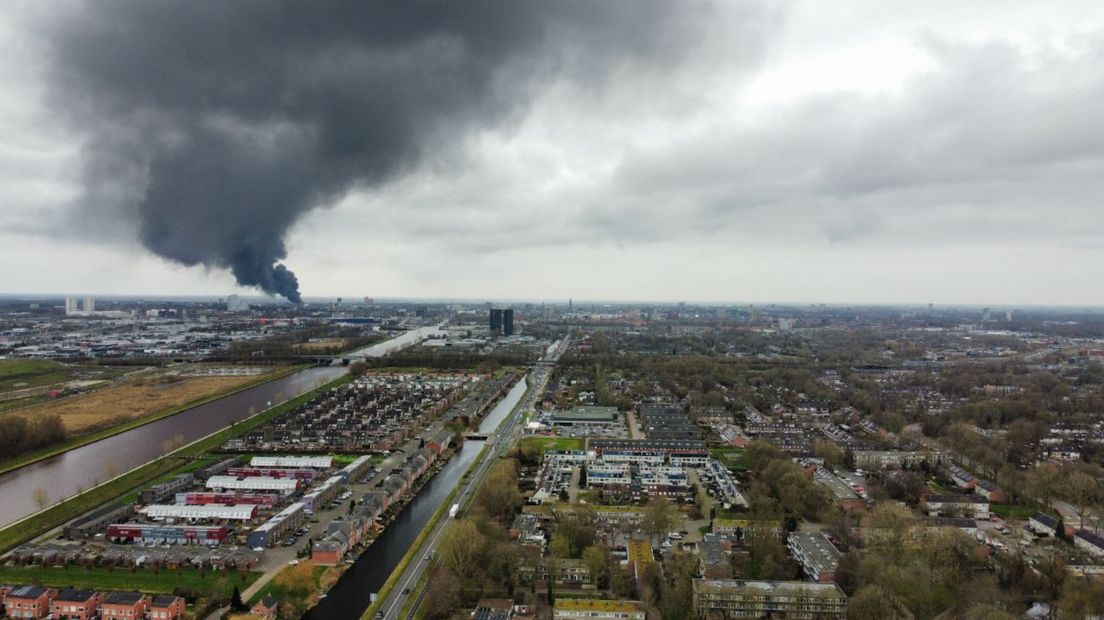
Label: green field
xmin=990 ymin=503 xmax=1038 ymax=520
xmin=518 ymin=436 xmax=585 ymax=453
xmin=0 ymin=359 xmax=71 ymax=393
xmin=0 ymin=564 xmax=259 ymax=596
xmin=709 ymin=447 xmax=749 ymax=470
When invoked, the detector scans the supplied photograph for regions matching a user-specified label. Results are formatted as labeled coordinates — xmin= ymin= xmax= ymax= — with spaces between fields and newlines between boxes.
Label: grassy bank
xmin=0 ymin=365 xmax=305 ymax=478
xmin=0 ymin=372 xmax=352 ymax=554
xmin=0 ymin=564 xmax=260 ymax=595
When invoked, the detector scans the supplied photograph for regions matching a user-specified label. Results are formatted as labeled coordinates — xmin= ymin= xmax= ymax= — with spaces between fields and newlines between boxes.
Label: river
xmin=0 ymin=366 xmax=346 ymax=529
xmin=347 ymin=325 xmax=443 ymax=358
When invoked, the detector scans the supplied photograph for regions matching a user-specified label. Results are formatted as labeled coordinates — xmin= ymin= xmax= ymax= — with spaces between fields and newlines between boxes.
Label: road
xmin=375 ymin=338 xmax=568 ymax=620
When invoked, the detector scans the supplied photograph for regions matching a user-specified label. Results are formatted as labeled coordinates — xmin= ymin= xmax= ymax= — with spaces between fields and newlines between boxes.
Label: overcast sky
xmin=2 ymin=1 xmax=1104 ymax=305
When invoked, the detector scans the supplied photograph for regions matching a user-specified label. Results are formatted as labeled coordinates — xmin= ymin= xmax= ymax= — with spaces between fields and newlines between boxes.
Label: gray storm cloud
xmin=42 ymin=1 xmax=703 ymax=302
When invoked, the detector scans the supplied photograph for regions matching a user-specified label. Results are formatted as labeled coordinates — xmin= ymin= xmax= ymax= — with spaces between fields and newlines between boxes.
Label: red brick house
xmin=51 ymin=588 xmax=103 ymax=620
xmin=251 ymin=594 xmax=279 ymax=619
xmin=4 ymin=585 xmax=57 ymax=619
xmin=149 ymin=594 xmax=187 ymax=620
xmin=102 ymin=591 xmax=151 ymax=620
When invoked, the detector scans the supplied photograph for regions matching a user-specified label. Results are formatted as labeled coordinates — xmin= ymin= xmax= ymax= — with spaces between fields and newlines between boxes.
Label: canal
xmin=0 ymin=366 xmax=346 ymax=529
xmin=304 ymin=439 xmax=484 ymax=619
xmin=305 ymin=373 xmax=529 ymax=619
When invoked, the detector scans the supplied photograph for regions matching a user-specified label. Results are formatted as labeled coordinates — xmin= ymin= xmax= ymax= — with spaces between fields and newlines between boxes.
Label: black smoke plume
xmin=42 ymin=1 xmax=702 ymax=302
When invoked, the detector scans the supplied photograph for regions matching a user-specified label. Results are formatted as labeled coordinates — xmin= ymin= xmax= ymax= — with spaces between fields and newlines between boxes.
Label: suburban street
xmin=376 ymin=338 xmax=568 ymax=620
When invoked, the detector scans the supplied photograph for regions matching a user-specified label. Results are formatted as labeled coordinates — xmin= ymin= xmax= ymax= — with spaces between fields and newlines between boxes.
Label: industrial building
xmin=139 ymin=503 xmax=258 ymax=522
xmin=105 ymin=524 xmax=230 ymax=545
xmin=250 ymin=455 xmax=334 ymax=469
xmin=176 ymin=492 xmax=278 ymax=508
xmin=246 ymin=502 xmax=306 ymax=549
xmin=205 ymin=475 xmax=300 ymax=495
xmin=226 ymin=467 xmax=319 ymax=481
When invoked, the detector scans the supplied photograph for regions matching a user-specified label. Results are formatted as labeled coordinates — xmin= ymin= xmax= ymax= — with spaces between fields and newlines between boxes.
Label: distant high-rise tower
xmin=489 ymin=308 xmax=504 ymax=334
xmin=65 ymin=297 xmax=78 ymax=315
xmin=84 ymin=296 xmax=95 ymax=313
xmin=928 ymin=302 xmax=934 ymax=315
xmin=489 ymin=307 xmax=514 ymax=336
xmin=1006 ymin=310 xmax=1013 ymax=322
xmin=982 ymin=307 xmax=991 ymax=321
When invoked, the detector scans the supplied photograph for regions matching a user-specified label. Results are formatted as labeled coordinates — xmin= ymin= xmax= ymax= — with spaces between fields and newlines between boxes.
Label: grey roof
xmin=104 ymin=591 xmax=146 ymax=605
xmin=1030 ymin=512 xmax=1060 ymax=529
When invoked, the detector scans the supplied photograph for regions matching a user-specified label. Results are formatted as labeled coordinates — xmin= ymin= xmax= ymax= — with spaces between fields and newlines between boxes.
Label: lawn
xmin=518 ymin=436 xmax=585 ymax=453
xmin=709 ymin=447 xmax=749 ymax=470
xmin=0 ymin=564 xmax=259 ymax=596
xmin=990 ymin=503 xmax=1038 ymax=520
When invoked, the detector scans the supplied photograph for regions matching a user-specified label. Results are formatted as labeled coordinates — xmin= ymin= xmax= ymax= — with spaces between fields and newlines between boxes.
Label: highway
xmin=374 ymin=338 xmax=569 ymax=620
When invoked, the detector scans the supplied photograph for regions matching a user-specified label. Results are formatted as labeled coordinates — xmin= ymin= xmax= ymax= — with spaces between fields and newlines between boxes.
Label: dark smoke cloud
xmin=42 ymin=1 xmax=705 ymax=302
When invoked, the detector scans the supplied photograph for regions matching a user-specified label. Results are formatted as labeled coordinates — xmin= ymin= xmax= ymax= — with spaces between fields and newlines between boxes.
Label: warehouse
xmin=140 ymin=504 xmax=258 ymax=522
xmin=206 ymin=475 xmax=300 ymax=495
xmin=226 ymin=467 xmax=318 ymax=480
xmin=106 ymin=523 xmax=230 ymax=545
xmin=250 ymin=455 xmax=334 ymax=469
xmin=176 ymin=492 xmax=278 ymax=508
xmin=246 ymin=502 xmax=306 ymax=548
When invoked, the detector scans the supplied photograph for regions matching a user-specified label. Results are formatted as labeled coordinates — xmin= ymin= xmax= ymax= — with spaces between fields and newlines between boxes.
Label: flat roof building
xmin=206 ymin=476 xmax=300 ymax=495
xmin=693 ymin=579 xmax=847 ymax=620
xmin=554 ymin=598 xmax=646 ymax=620
xmin=788 ymin=532 xmax=843 ymax=583
xmin=250 ymin=455 xmax=334 ymax=469
xmin=140 ymin=503 xmax=258 ymax=521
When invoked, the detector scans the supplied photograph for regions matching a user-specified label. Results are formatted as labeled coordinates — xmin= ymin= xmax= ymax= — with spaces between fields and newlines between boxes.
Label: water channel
xmin=304 ymin=374 xmax=528 ymax=619
xmin=0 ymin=366 xmax=347 ymax=529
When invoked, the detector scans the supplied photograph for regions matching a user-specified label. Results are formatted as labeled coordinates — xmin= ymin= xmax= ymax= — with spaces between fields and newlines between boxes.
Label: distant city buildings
xmin=489 ymin=307 xmax=515 ymax=337
xmin=64 ymin=296 xmax=96 ymax=315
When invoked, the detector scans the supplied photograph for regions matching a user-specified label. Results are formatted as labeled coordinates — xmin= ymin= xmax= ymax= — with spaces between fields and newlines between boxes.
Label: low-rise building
xmin=5 ymin=585 xmax=57 ymax=619
xmin=554 ymin=598 xmax=646 ymax=620
xmin=250 ymin=455 xmax=334 ymax=469
xmin=1074 ymin=529 xmax=1104 ymax=557
xmin=65 ymin=503 xmax=135 ymax=539
xmin=149 ymin=595 xmax=186 ymax=619
xmin=1028 ymin=513 xmax=1060 ymax=537
xmin=974 ymin=480 xmax=1007 ymax=502
xmin=102 ymin=592 xmax=151 ymax=620
xmin=50 ymin=588 xmax=102 ymax=620
xmin=140 ymin=503 xmax=257 ymax=522
xmin=692 ymin=579 xmax=847 ymax=620
xmin=787 ymin=532 xmax=842 ymax=583
xmin=921 ymin=494 xmax=989 ymax=519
